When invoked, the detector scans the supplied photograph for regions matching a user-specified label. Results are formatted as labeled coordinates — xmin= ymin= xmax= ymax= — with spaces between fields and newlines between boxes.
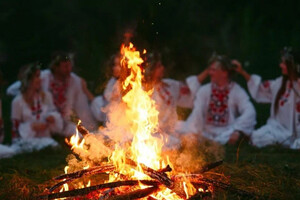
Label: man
xmin=178 ymin=54 xmax=256 ymax=144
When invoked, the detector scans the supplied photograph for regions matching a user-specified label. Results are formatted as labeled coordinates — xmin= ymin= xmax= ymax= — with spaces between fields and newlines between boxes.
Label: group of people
xmin=0 ymin=46 xmax=299 ymax=158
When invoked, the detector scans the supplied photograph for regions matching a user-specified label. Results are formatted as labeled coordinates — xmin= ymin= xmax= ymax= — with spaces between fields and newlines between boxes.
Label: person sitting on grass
xmin=0 ymin=63 xmax=63 ymax=159
xmin=7 ymin=52 xmax=97 ymax=136
xmin=178 ymin=53 xmax=256 ymax=145
xmin=87 ymin=54 xmax=122 ymax=123
xmin=236 ymin=47 xmax=300 ymax=149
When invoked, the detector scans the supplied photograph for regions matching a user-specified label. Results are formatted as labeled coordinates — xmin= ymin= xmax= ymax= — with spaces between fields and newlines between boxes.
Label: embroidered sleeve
xmin=247 ymin=74 xmax=275 ymax=103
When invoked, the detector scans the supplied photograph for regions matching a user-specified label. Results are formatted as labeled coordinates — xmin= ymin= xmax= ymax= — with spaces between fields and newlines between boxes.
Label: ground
xmin=0 ymin=136 xmax=299 ymax=200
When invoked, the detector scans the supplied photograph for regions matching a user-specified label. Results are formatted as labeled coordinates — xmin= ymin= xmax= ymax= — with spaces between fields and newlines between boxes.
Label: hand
xmin=32 ymin=122 xmax=48 ymax=132
xmin=81 ymin=78 xmax=94 ymax=101
xmin=228 ymin=131 xmax=240 ymax=145
xmin=81 ymin=78 xmax=88 ymax=92
xmin=231 ymin=60 xmax=243 ymax=74
xmin=197 ymin=68 xmax=209 ymax=83
xmin=46 ymin=115 xmax=55 ymax=124
xmin=231 ymin=60 xmax=251 ymax=81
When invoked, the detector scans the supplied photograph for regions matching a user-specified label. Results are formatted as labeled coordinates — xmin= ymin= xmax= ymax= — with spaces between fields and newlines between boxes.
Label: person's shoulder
xmin=162 ymin=78 xmax=178 ymax=85
xmin=196 ymin=83 xmax=211 ymax=96
xmin=231 ymin=82 xmax=247 ymax=93
xmin=12 ymin=94 xmax=23 ymax=104
xmin=199 ymin=83 xmax=211 ymax=91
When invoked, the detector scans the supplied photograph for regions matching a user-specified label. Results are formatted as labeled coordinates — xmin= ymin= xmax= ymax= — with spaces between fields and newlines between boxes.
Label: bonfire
xmin=37 ymin=43 xmax=256 ymax=200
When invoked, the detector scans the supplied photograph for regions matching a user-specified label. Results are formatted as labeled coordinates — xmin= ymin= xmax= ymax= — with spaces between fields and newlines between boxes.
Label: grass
xmin=0 ymin=137 xmax=299 ymax=200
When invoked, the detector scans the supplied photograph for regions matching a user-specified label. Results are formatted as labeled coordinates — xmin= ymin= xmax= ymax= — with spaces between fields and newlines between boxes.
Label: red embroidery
xmin=157 ymin=84 xmax=172 ymax=105
xmin=11 ymin=119 xmax=20 ymax=138
xmin=31 ymin=97 xmax=42 ymax=120
xmin=179 ymin=84 xmax=191 ymax=95
xmin=206 ymin=83 xmax=230 ymax=126
xmin=296 ymin=101 xmax=300 ymax=113
xmin=262 ymin=80 xmax=270 ymax=88
xmin=279 ymin=81 xmax=292 ymax=107
xmin=50 ymin=77 xmax=69 ymax=116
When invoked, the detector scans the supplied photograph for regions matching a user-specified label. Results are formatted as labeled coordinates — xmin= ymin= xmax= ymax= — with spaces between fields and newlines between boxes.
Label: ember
xmin=37 ymin=43 xmax=257 ymax=200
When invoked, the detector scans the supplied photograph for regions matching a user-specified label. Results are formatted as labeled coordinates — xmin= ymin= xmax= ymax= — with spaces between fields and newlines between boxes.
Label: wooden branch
xmin=197 ymin=160 xmax=223 ymax=173
xmin=54 ymin=164 xmax=115 ymax=180
xmin=77 ymin=123 xmax=89 ymax=136
xmin=158 ymin=164 xmax=172 ymax=173
xmin=36 ymin=180 xmax=160 ymax=200
xmin=106 ymin=186 xmax=159 ymax=200
xmin=124 ymin=158 xmax=173 ymax=188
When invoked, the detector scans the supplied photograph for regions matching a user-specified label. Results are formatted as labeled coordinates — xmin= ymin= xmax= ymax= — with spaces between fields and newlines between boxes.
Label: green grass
xmin=0 ymin=138 xmax=299 ymax=200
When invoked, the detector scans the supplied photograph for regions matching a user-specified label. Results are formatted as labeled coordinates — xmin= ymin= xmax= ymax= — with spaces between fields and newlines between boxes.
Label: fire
xmin=110 ymin=43 xmax=164 ymax=180
xmin=55 ymin=42 xmax=201 ymax=199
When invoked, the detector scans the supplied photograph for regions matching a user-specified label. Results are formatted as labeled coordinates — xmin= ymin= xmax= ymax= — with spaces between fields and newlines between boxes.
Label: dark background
xmin=1 ymin=0 xmax=300 ymax=141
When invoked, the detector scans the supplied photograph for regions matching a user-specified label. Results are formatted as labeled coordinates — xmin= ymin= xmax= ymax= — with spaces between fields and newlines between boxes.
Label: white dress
xmin=6 ymin=70 xmax=98 ymax=136
xmin=41 ymin=70 xmax=97 ymax=134
xmin=178 ymin=82 xmax=256 ymax=144
xmin=152 ymin=76 xmax=201 ymax=134
xmin=90 ymin=78 xmax=121 ymax=122
xmin=0 ymin=91 xmax=63 ymax=159
xmin=11 ymin=91 xmax=63 ymax=138
xmin=248 ymin=74 xmax=300 ymax=149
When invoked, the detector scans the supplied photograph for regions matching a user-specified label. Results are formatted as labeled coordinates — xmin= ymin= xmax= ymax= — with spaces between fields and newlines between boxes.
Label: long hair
xmin=20 ymin=62 xmax=41 ymax=94
xmin=208 ymin=52 xmax=237 ymax=80
xmin=274 ymin=47 xmax=300 ymax=114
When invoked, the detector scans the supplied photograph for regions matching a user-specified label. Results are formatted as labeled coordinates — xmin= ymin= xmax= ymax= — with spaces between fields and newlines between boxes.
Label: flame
xmin=110 ymin=43 xmax=164 ymax=180
xmin=69 ymin=129 xmax=85 ymax=150
xmin=58 ymin=43 xmax=199 ymax=199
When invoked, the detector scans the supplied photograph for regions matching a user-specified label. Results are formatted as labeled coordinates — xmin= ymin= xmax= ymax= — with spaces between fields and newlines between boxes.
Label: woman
xmin=89 ymin=54 xmax=122 ymax=122
xmin=179 ymin=54 xmax=256 ymax=144
xmin=10 ymin=63 xmax=63 ymax=148
xmin=236 ymin=47 xmax=300 ymax=149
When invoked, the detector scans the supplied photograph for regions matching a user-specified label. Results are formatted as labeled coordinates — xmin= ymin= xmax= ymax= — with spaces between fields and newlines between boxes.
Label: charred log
xmin=106 ymin=186 xmax=159 ymax=200
xmin=37 ymin=180 xmax=160 ymax=200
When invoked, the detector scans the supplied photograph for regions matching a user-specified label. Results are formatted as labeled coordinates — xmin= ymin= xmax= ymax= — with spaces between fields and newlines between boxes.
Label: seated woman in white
xmin=6 ymin=52 xmax=97 ymax=135
xmin=179 ymin=54 xmax=256 ymax=145
xmin=237 ymin=47 xmax=300 ymax=149
xmin=85 ymin=54 xmax=122 ymax=122
xmin=10 ymin=63 xmax=63 ymax=151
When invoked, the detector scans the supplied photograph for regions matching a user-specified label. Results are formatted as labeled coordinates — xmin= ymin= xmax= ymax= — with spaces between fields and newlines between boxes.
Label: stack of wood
xmin=36 ymin=124 xmax=257 ymax=200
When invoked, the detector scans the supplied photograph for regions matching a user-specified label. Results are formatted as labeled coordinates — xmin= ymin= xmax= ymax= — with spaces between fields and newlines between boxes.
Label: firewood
xmin=158 ymin=164 xmax=172 ymax=173
xmin=106 ymin=186 xmax=159 ymax=200
xmin=54 ymin=164 xmax=115 ymax=180
xmin=124 ymin=158 xmax=173 ymax=188
xmin=197 ymin=160 xmax=223 ymax=173
xmin=36 ymin=180 xmax=160 ymax=200
xmin=77 ymin=123 xmax=89 ymax=136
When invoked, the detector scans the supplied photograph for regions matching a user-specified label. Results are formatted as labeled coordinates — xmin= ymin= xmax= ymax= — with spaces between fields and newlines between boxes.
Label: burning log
xmin=49 ymin=165 xmax=115 ymax=192
xmin=54 ymin=164 xmax=115 ymax=180
xmin=37 ymin=180 xmax=160 ymax=200
xmin=77 ymin=123 xmax=89 ymax=136
xmin=106 ymin=186 xmax=159 ymax=200
xmin=158 ymin=164 xmax=172 ymax=173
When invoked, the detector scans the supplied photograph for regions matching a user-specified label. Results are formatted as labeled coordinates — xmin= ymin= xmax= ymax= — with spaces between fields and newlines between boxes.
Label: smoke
xmin=166 ymin=133 xmax=224 ymax=173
